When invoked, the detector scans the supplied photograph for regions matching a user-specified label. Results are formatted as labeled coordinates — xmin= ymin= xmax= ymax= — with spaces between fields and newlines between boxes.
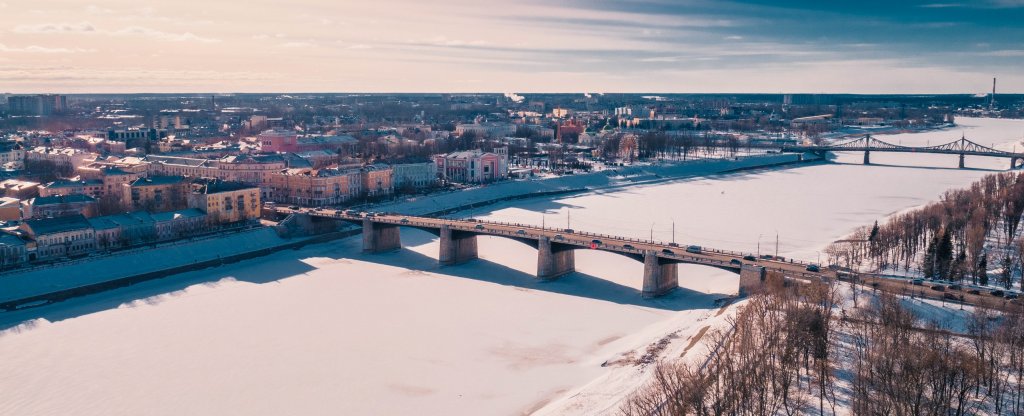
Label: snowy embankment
xmin=0 ymin=228 xmax=294 ymax=306
xmin=375 ymin=153 xmax=809 ymax=216
xmin=0 ymin=153 xmax=806 ymax=310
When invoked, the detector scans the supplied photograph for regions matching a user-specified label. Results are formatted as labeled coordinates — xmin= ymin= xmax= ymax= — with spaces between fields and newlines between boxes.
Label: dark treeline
xmin=622 ymin=278 xmax=1024 ymax=415
xmin=826 ymin=171 xmax=1024 ymax=288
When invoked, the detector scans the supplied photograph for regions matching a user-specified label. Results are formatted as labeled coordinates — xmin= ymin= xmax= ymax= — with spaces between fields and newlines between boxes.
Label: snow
xmin=0 ymin=228 xmax=290 ymax=304
xmin=0 ymin=117 xmax=1021 ymax=415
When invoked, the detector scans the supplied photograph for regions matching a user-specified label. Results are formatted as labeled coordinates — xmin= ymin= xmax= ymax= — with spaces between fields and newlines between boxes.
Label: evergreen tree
xmin=977 ymin=252 xmax=989 ymax=286
xmin=936 ymin=228 xmax=954 ymax=279
xmin=922 ymin=234 xmax=937 ymax=278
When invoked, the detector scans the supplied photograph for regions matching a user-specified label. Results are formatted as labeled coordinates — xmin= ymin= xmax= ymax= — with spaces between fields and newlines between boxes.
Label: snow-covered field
xmin=0 ymin=118 xmax=1021 ymax=415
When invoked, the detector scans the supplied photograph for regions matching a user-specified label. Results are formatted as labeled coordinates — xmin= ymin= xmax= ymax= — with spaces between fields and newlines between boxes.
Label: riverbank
xmin=0 ymin=152 xmax=817 ymax=312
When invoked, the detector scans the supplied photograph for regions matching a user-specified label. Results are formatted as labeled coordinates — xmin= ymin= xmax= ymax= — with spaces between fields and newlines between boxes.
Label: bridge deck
xmin=279 ymin=207 xmax=830 ymax=280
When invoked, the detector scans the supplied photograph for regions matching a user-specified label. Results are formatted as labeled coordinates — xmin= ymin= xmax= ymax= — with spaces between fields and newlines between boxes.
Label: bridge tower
xmin=862 ymin=135 xmax=871 ymax=165
xmin=642 ymin=251 xmax=678 ymax=298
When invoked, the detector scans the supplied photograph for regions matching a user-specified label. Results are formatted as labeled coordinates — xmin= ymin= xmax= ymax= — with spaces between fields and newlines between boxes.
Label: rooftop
xmin=30 ymin=194 xmax=96 ymax=206
xmin=23 ymin=214 xmax=91 ymax=235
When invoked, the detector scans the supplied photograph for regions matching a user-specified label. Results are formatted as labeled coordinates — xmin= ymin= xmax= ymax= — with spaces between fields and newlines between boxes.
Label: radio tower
xmin=990 ymin=77 xmax=997 ymax=111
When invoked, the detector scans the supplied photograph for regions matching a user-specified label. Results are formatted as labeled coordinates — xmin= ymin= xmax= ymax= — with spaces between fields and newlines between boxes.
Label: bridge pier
xmin=642 ymin=251 xmax=678 ymax=298
xmin=1012 ymin=157 xmax=1020 ymax=170
xmin=863 ymin=149 xmax=870 ymax=165
xmin=537 ymin=236 xmax=575 ymax=280
xmin=439 ymin=225 xmax=478 ymax=266
xmin=738 ymin=264 xmax=767 ymax=297
xmin=959 ymin=153 xmax=966 ymax=169
xmin=362 ymin=217 xmax=401 ymax=253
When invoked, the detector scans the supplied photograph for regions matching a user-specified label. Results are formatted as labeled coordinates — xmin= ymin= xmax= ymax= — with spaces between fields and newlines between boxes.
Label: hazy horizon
xmin=2 ymin=0 xmax=1022 ymax=94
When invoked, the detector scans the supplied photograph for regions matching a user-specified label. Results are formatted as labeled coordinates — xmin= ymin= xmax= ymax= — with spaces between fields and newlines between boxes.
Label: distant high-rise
xmin=7 ymin=94 xmax=67 ymax=116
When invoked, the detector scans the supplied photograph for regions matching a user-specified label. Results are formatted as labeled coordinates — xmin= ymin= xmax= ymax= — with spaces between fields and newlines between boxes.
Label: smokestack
xmin=991 ymin=77 xmax=997 ymax=110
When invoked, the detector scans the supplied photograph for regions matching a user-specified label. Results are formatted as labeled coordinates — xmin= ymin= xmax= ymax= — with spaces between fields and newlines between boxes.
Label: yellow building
xmin=188 ymin=180 xmax=261 ymax=225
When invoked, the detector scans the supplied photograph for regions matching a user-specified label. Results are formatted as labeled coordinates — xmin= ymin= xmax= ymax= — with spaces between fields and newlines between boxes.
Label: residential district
xmin=0 ymin=92 xmax=1018 ymax=268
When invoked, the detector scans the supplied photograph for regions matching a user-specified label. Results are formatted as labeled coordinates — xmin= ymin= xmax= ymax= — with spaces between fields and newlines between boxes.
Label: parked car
xmin=1006 ymin=293 xmax=1020 ymax=300
xmin=806 ymin=264 xmax=820 ymax=272
xmin=943 ymin=293 xmax=959 ymax=301
xmin=968 ymin=289 xmax=981 ymax=295
xmin=686 ymin=245 xmax=702 ymax=254
xmin=991 ymin=290 xmax=1005 ymax=297
xmin=911 ymin=279 xmax=924 ymax=286
xmin=743 ymin=255 xmax=757 ymax=261
xmin=730 ymin=259 xmax=743 ymax=266
xmin=948 ymin=284 xmax=962 ymax=291
xmin=931 ymin=285 xmax=945 ymax=292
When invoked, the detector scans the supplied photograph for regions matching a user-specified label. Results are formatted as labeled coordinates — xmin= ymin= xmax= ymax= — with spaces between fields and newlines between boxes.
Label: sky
xmin=0 ymin=0 xmax=1022 ymax=94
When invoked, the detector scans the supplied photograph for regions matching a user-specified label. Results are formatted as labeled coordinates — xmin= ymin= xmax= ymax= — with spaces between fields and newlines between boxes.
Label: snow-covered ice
xmin=0 ymin=117 xmax=1021 ymax=415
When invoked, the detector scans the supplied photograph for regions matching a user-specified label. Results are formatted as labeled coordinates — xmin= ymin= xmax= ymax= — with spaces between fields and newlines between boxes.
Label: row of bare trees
xmin=622 ymin=277 xmax=839 ymax=416
xmin=623 ymin=278 xmax=1024 ymax=415
xmin=826 ymin=171 xmax=1024 ymax=288
xmin=849 ymin=295 xmax=1024 ymax=415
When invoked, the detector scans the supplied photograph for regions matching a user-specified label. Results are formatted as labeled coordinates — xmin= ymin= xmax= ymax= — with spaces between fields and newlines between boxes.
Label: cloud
xmin=14 ymin=22 xmax=97 ymax=34
xmin=348 ymin=44 xmax=373 ymax=50
xmin=281 ymin=41 xmax=315 ymax=48
xmin=0 ymin=43 xmax=93 ymax=53
xmin=13 ymin=22 xmax=219 ymax=43
xmin=112 ymin=26 xmax=220 ymax=43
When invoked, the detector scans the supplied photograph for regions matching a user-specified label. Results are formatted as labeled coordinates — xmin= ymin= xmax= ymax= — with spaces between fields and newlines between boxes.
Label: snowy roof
xmin=23 ymin=214 xmax=91 ymax=235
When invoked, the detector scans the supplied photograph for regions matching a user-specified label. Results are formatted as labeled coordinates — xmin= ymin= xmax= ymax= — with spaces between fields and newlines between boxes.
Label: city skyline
xmin=1 ymin=0 xmax=1023 ymax=94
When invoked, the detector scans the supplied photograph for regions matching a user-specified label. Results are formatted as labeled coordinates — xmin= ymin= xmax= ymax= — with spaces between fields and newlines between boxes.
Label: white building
xmin=392 ymin=162 xmax=438 ymax=190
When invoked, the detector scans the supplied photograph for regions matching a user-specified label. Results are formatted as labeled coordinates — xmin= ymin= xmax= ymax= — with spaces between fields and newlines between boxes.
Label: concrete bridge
xmin=781 ymin=135 xmax=1024 ymax=169
xmin=279 ymin=207 xmax=835 ymax=298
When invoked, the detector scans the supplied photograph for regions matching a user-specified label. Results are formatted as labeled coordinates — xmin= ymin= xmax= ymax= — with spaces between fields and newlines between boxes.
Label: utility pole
xmin=567 ymin=210 xmax=571 ymax=229
xmin=775 ymin=232 xmax=779 ymax=258
xmin=542 ymin=214 xmax=545 ymax=230
xmin=757 ymin=234 xmax=762 ymax=257
xmin=650 ymin=223 xmax=655 ymax=242
xmin=672 ymin=221 xmax=676 ymax=245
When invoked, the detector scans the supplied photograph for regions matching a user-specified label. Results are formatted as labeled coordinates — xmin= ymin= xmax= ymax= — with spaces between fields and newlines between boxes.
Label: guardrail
xmin=290 ymin=209 xmax=823 ymax=272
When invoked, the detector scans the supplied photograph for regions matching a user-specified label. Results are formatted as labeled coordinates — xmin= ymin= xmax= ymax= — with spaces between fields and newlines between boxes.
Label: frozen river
xmin=1 ymin=118 xmax=1022 ymax=415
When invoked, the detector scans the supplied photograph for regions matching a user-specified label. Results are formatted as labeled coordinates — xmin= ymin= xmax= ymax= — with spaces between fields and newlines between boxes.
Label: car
xmin=662 ymin=248 xmax=674 ymax=255
xmin=565 ymin=229 xmax=575 ymax=234
xmin=1006 ymin=293 xmax=1020 ymax=300
xmin=760 ymin=254 xmax=774 ymax=260
xmin=911 ymin=279 xmax=924 ymax=286
xmin=931 ymin=285 xmax=946 ymax=292
xmin=948 ymin=284 xmax=962 ymax=291
xmin=400 ymin=218 xmax=409 ymax=224
xmin=288 ymin=205 xmax=300 ymax=210
xmin=343 ymin=210 xmax=356 ymax=216
xmin=623 ymin=244 xmax=635 ymax=250
xmin=806 ymin=264 xmax=820 ymax=272
xmin=968 ymin=289 xmax=981 ymax=295
xmin=668 ymin=243 xmax=680 ymax=247
xmin=943 ymin=293 xmax=960 ymax=301
xmin=474 ymin=224 xmax=485 ymax=230
xmin=516 ymin=229 xmax=527 ymax=235
xmin=730 ymin=259 xmax=743 ymax=266
xmin=743 ymin=255 xmax=757 ymax=261
xmin=591 ymin=239 xmax=603 ymax=245
xmin=991 ymin=290 xmax=1005 ymax=297
xmin=554 ymin=234 xmax=564 ymax=241
xmin=686 ymin=245 xmax=702 ymax=254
